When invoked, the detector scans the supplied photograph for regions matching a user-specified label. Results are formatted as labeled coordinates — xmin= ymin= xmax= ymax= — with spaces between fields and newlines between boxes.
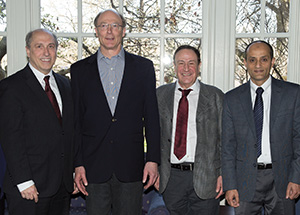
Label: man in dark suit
xmin=0 ymin=29 xmax=75 ymax=215
xmin=155 ymin=45 xmax=223 ymax=214
xmin=222 ymin=40 xmax=300 ymax=214
xmin=71 ymin=9 xmax=160 ymax=214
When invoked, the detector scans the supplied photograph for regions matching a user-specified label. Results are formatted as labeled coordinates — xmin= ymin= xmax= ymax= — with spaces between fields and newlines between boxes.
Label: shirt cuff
xmin=17 ymin=180 xmax=35 ymax=192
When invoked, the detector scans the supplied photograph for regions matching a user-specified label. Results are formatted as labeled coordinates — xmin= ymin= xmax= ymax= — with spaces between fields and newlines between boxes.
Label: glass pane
xmin=269 ymin=37 xmax=288 ymax=80
xmin=236 ymin=0 xmax=261 ymax=33
xmin=54 ymin=37 xmax=78 ymax=78
xmin=0 ymin=0 xmax=6 ymax=32
xmin=123 ymin=0 xmax=160 ymax=33
xmin=82 ymin=0 xmax=120 ymax=33
xmin=235 ymin=38 xmax=253 ymax=86
xmin=265 ymin=0 xmax=290 ymax=33
xmin=123 ymin=38 xmax=160 ymax=85
xmin=164 ymin=38 xmax=201 ymax=84
xmin=165 ymin=0 xmax=202 ymax=34
xmin=0 ymin=36 xmax=7 ymax=80
xmin=41 ymin=0 xmax=77 ymax=33
xmin=235 ymin=38 xmax=288 ymax=87
xmin=82 ymin=37 xmax=99 ymax=58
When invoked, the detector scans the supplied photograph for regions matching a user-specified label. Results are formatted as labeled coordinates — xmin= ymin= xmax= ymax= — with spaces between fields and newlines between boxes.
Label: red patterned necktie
xmin=44 ymin=76 xmax=62 ymax=124
xmin=174 ymin=89 xmax=192 ymax=160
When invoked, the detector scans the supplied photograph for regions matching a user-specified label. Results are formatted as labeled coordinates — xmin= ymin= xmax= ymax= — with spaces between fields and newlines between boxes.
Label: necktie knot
xmin=256 ymin=87 xmax=264 ymax=96
xmin=179 ymin=89 xmax=192 ymax=97
xmin=44 ymin=75 xmax=50 ymax=82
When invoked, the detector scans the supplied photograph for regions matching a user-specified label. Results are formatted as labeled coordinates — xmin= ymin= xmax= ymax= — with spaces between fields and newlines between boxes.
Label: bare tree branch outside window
xmin=235 ymin=0 xmax=290 ymax=86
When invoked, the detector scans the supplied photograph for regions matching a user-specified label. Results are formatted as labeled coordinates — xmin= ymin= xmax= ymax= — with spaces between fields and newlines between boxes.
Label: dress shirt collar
xmin=29 ymin=63 xmax=54 ymax=82
xmin=175 ymin=79 xmax=200 ymax=94
xmin=97 ymin=46 xmax=125 ymax=61
xmin=250 ymin=75 xmax=271 ymax=92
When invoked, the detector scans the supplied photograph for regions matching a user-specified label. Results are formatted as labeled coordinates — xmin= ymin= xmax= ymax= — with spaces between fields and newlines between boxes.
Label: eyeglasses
xmin=96 ymin=23 xmax=124 ymax=31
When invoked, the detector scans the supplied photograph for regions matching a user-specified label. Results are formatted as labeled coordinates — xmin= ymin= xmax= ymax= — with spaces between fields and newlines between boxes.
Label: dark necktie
xmin=254 ymin=87 xmax=264 ymax=157
xmin=44 ymin=76 xmax=62 ymax=124
xmin=174 ymin=89 xmax=192 ymax=160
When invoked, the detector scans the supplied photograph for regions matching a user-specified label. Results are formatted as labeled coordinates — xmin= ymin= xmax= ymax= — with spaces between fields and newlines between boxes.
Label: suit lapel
xmin=24 ymin=65 xmax=53 ymax=112
xmin=160 ymin=83 xmax=175 ymax=148
xmin=270 ymin=77 xmax=282 ymax=129
xmin=196 ymin=81 xmax=210 ymax=121
xmin=88 ymin=52 xmax=112 ymax=117
xmin=53 ymin=73 xmax=68 ymax=122
xmin=238 ymin=82 xmax=256 ymax=137
xmin=162 ymin=83 xmax=175 ymax=118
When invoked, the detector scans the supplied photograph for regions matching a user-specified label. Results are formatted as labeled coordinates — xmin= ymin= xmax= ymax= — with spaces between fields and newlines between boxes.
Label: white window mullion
xmin=7 ymin=0 xmax=40 ymax=76
xmin=160 ymin=0 xmax=166 ymax=86
xmin=77 ymin=0 xmax=83 ymax=60
xmin=287 ymin=0 xmax=300 ymax=83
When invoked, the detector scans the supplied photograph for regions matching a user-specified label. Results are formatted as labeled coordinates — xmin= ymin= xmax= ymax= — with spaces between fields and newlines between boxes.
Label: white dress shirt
xmin=171 ymin=80 xmax=200 ymax=164
xmin=250 ymin=76 xmax=272 ymax=164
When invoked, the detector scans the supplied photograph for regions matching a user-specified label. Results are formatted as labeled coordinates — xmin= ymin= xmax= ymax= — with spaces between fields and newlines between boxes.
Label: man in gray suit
xmin=222 ymin=40 xmax=300 ymax=214
xmin=155 ymin=45 xmax=223 ymax=214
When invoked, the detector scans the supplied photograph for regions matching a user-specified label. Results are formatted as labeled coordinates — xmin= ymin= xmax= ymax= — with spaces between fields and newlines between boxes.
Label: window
xmin=4 ymin=0 xmax=300 ymax=90
xmin=235 ymin=0 xmax=290 ymax=86
xmin=40 ymin=0 xmax=203 ymax=85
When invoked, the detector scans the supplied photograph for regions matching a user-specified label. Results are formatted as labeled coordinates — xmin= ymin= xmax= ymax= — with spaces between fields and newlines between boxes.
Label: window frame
xmin=6 ymin=0 xmax=300 ymax=92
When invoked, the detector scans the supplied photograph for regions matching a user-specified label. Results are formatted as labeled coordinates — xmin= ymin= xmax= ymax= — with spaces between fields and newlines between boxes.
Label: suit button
xmin=112 ymin=118 xmax=117 ymax=122
xmin=253 ymin=163 xmax=256 ymax=168
xmin=110 ymin=140 xmax=113 ymax=144
xmin=254 ymin=144 xmax=257 ymax=148
xmin=61 ymin=153 xmax=64 ymax=157
xmin=168 ymin=139 xmax=171 ymax=142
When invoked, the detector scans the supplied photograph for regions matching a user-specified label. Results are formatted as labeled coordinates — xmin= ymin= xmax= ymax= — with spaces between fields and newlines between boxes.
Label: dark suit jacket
xmin=0 ymin=145 xmax=5 ymax=197
xmin=0 ymin=64 xmax=74 ymax=198
xmin=222 ymin=77 xmax=300 ymax=201
xmin=156 ymin=80 xmax=223 ymax=199
xmin=70 ymin=51 xmax=160 ymax=183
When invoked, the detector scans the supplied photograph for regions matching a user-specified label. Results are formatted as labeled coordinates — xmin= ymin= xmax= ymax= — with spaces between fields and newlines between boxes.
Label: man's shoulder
xmin=272 ymin=77 xmax=300 ymax=90
xmin=157 ymin=83 xmax=174 ymax=93
xmin=71 ymin=53 xmax=97 ymax=68
xmin=200 ymin=81 xmax=224 ymax=96
xmin=225 ymin=82 xmax=249 ymax=97
xmin=0 ymin=67 xmax=28 ymax=86
xmin=125 ymin=51 xmax=153 ymax=64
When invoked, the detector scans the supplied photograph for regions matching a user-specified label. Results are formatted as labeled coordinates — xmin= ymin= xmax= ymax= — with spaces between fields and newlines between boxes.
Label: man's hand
xmin=143 ymin=161 xmax=158 ymax=190
xmin=154 ymin=174 xmax=160 ymax=191
xmin=225 ymin=189 xmax=240 ymax=208
xmin=286 ymin=182 xmax=300 ymax=200
xmin=74 ymin=166 xmax=88 ymax=196
xmin=72 ymin=182 xmax=80 ymax=195
xmin=20 ymin=185 xmax=39 ymax=203
xmin=215 ymin=175 xmax=223 ymax=199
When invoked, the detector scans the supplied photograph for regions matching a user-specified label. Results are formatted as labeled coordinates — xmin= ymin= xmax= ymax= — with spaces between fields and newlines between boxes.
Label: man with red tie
xmin=0 ymin=29 xmax=75 ymax=215
xmin=155 ymin=45 xmax=223 ymax=214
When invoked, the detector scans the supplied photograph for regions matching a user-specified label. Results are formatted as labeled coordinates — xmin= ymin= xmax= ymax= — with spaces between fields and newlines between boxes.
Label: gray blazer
xmin=156 ymin=80 xmax=223 ymax=199
xmin=222 ymin=77 xmax=300 ymax=201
